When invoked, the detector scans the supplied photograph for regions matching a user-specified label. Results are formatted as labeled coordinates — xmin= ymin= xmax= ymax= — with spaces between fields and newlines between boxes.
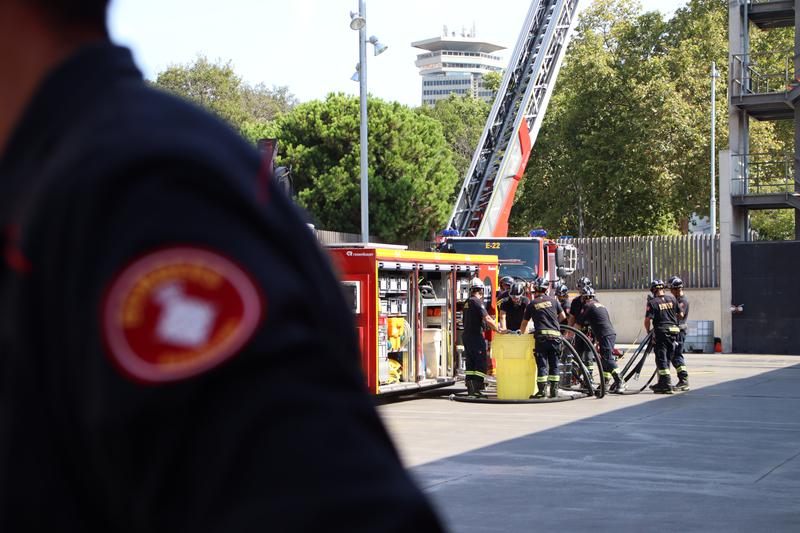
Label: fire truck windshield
xmin=445 ymin=239 xmax=540 ymax=280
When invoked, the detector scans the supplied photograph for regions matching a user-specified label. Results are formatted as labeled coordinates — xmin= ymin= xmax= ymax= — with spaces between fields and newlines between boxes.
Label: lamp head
xmin=349 ymin=11 xmax=366 ymax=30
xmin=368 ymin=36 xmax=388 ymax=56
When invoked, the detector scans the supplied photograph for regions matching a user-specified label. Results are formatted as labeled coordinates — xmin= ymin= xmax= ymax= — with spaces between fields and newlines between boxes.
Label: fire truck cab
xmin=439 ymin=234 xmax=576 ymax=288
xmin=328 ymin=245 xmax=498 ymax=395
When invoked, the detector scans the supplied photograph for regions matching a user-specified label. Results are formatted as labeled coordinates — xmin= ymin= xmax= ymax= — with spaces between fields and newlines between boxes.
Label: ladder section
xmin=447 ymin=0 xmax=580 ymax=237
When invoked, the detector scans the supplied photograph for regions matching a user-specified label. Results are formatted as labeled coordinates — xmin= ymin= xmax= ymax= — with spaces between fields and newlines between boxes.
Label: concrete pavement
xmin=377 ymin=354 xmax=800 ymax=532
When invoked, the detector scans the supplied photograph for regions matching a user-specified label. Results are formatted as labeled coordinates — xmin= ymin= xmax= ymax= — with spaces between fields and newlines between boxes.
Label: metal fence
xmin=314 ymin=229 xmax=367 ymax=245
xmin=559 ymin=235 xmax=720 ymax=290
xmin=731 ymin=152 xmax=799 ymax=195
xmin=731 ymin=49 xmax=795 ymax=96
xmin=314 ymin=230 xmax=720 ymax=289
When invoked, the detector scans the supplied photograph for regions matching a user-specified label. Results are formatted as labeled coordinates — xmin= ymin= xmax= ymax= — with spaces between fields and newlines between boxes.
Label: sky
xmin=109 ymin=0 xmax=688 ymax=108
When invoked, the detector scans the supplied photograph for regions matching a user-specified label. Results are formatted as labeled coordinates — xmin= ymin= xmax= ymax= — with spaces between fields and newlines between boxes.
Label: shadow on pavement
xmin=410 ymin=363 xmax=800 ymax=532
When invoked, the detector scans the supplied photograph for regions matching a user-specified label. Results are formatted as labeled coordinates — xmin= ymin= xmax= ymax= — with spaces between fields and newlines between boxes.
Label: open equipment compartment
xmin=327 ymin=245 xmax=498 ymax=396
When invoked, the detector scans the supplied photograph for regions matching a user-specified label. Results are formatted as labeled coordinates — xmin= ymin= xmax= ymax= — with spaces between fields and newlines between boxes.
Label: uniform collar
xmin=1 ymin=42 xmax=141 ymax=166
xmin=0 ymin=43 xmax=141 ymax=215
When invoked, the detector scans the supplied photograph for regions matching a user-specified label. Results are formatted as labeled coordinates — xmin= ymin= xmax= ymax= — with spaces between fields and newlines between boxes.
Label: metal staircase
xmin=728 ymin=1 xmax=800 ymax=226
xmin=447 ymin=0 xmax=581 ymax=237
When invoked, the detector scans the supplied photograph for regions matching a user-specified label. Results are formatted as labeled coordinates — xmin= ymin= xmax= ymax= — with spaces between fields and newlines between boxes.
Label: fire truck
xmin=328 ymin=245 xmax=498 ymax=395
xmin=439 ymin=233 xmax=575 ymax=287
xmin=440 ymin=0 xmax=581 ymax=286
xmin=327 ymin=0 xmax=582 ymax=395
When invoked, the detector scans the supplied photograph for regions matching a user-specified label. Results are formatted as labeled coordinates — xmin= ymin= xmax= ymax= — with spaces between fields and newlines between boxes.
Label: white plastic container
xmin=423 ymin=328 xmax=443 ymax=378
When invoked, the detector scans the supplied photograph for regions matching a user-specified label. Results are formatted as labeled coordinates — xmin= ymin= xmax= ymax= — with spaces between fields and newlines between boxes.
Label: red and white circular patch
xmin=102 ymin=247 xmax=263 ymax=384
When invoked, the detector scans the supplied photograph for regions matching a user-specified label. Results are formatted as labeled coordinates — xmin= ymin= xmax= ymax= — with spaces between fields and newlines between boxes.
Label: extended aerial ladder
xmin=446 ymin=0 xmax=581 ymax=237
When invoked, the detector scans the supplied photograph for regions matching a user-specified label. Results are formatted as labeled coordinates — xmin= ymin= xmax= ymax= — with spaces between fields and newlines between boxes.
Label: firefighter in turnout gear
xmin=577 ymin=287 xmax=625 ymax=393
xmin=521 ymin=277 xmax=566 ymax=399
xmin=644 ymin=280 xmax=684 ymax=394
xmin=568 ymin=276 xmax=595 ymax=377
xmin=498 ymin=282 xmax=530 ymax=332
xmin=567 ymin=276 xmax=592 ymax=327
xmin=497 ymin=275 xmax=514 ymax=302
xmin=555 ymin=282 xmax=570 ymax=324
xmin=668 ymin=276 xmax=690 ymax=391
xmin=463 ymin=278 xmax=503 ymax=397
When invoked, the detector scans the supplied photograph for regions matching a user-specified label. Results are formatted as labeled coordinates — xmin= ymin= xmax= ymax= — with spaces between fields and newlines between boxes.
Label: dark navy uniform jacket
xmin=569 ymin=296 xmax=584 ymax=321
xmin=463 ymin=294 xmax=488 ymax=337
xmin=498 ymin=296 xmax=530 ymax=331
xmin=577 ymin=299 xmax=616 ymax=339
xmin=676 ymin=294 xmax=690 ymax=331
xmin=646 ymin=293 xmax=681 ymax=334
xmin=0 ymin=44 xmax=442 ymax=532
xmin=523 ymin=294 xmax=563 ymax=338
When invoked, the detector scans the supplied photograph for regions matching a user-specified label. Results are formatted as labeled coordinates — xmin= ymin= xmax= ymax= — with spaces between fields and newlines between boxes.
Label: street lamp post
xmin=350 ymin=2 xmax=386 ymax=245
xmin=711 ymin=61 xmax=719 ymax=235
xmin=356 ymin=1 xmax=368 ymax=244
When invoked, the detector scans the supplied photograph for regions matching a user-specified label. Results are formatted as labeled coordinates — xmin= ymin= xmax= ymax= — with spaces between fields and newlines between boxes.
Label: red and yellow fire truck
xmin=328 ymin=245 xmax=498 ymax=395
xmin=322 ymin=0 xmax=583 ymax=395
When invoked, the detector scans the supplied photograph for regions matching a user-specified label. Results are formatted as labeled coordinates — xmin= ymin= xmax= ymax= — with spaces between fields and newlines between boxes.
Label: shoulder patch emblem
xmin=102 ymin=247 xmax=263 ymax=384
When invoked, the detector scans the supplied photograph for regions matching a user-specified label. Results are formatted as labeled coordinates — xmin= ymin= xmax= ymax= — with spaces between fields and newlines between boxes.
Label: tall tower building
xmin=412 ymin=25 xmax=506 ymax=106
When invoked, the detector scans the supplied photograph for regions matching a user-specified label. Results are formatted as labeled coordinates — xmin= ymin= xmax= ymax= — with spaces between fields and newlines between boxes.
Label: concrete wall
xmin=593 ymin=289 xmax=722 ymax=344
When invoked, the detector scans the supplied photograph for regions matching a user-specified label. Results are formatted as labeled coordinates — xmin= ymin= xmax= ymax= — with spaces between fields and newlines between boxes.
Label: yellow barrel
xmin=492 ymin=334 xmax=537 ymax=400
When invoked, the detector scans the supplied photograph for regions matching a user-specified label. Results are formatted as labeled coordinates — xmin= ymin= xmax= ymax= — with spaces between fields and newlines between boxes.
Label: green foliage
xmin=241 ymin=83 xmax=298 ymax=123
xmin=273 ymin=93 xmax=459 ymax=242
xmin=751 ymin=210 xmax=796 ymax=241
xmin=417 ymin=95 xmax=490 ymax=189
xmin=482 ymin=71 xmax=503 ymax=93
xmin=155 ymin=56 xmax=248 ymax=127
xmin=154 ymin=56 xmax=296 ymax=134
xmin=509 ymin=0 xmax=793 ymax=237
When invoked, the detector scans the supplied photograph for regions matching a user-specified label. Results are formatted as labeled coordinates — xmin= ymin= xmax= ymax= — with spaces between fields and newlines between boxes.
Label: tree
xmin=273 ymin=93 xmax=459 ymax=242
xmin=511 ymin=0 xmax=684 ymax=237
xmin=154 ymin=56 xmax=297 ymax=134
xmin=241 ymin=83 xmax=298 ymax=123
xmin=508 ymin=0 xmax=796 ymax=238
xmin=750 ymin=210 xmax=795 ymax=240
xmin=155 ymin=56 xmax=249 ymax=128
xmin=482 ymin=71 xmax=503 ymax=93
xmin=417 ymin=95 xmax=490 ymax=191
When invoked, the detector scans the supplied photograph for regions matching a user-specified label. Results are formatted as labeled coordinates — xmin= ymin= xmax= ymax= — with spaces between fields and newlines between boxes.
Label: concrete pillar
xmin=722 ymin=0 xmax=750 ymax=352
xmin=795 ymin=106 xmax=800 ymax=240
xmin=795 ymin=0 xmax=800 ymax=240
xmin=719 ymin=151 xmax=740 ymax=353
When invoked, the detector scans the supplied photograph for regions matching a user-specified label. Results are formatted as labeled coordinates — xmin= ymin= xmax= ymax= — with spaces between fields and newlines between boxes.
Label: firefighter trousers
xmin=672 ymin=331 xmax=688 ymax=379
xmin=598 ymin=334 xmax=618 ymax=373
xmin=463 ymin=333 xmax=488 ymax=387
xmin=535 ymin=336 xmax=560 ymax=378
xmin=654 ymin=330 xmax=677 ymax=372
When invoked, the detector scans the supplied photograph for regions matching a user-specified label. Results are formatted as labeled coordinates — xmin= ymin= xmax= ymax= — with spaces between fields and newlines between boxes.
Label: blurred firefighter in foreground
xmin=0 ymin=1 xmax=443 ymax=530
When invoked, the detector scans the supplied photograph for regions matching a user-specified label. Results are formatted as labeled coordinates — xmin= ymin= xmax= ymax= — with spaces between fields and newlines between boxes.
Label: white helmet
xmin=469 ymin=278 xmax=485 ymax=292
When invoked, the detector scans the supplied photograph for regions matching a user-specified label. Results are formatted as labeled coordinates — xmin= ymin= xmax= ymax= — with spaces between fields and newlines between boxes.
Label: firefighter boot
xmin=674 ymin=375 xmax=690 ymax=391
xmin=610 ymin=373 xmax=626 ymax=393
xmin=586 ymin=365 xmax=596 ymax=386
xmin=548 ymin=380 xmax=559 ymax=399
xmin=532 ymin=380 xmax=547 ymax=399
xmin=650 ymin=374 xmax=673 ymax=395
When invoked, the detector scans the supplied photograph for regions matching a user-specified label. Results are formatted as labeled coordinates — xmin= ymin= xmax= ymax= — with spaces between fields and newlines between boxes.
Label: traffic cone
xmin=714 ymin=337 xmax=722 ymax=353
